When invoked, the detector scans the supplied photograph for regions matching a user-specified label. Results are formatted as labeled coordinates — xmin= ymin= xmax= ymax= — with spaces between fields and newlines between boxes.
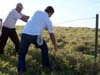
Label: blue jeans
xmin=18 ymin=34 xmax=50 ymax=73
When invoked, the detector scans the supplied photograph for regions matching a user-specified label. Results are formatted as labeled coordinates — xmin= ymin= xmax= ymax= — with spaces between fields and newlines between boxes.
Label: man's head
xmin=45 ymin=6 xmax=54 ymax=17
xmin=16 ymin=3 xmax=23 ymax=13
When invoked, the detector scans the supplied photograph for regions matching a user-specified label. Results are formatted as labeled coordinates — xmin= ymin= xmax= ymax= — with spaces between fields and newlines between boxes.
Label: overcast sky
xmin=0 ymin=0 xmax=100 ymax=28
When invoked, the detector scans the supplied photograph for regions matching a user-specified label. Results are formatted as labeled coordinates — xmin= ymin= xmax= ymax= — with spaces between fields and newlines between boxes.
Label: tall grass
xmin=0 ymin=26 xmax=100 ymax=75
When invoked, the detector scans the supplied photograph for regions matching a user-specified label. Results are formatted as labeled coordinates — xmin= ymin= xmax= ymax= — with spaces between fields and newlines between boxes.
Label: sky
xmin=0 ymin=0 xmax=100 ymax=28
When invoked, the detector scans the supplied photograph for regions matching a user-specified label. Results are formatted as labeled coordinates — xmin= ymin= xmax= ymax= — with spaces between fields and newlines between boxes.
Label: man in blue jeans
xmin=18 ymin=6 xmax=57 ymax=74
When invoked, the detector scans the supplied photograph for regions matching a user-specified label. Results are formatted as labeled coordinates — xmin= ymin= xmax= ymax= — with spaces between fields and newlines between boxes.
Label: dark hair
xmin=45 ymin=6 xmax=54 ymax=14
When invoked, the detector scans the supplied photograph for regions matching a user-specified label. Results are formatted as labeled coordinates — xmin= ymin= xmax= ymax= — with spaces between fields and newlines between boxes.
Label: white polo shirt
xmin=3 ymin=9 xmax=23 ymax=28
xmin=22 ymin=11 xmax=53 ymax=35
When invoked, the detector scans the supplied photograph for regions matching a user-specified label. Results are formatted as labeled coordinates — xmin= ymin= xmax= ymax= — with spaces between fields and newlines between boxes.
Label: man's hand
xmin=54 ymin=45 xmax=57 ymax=52
xmin=20 ymin=15 xmax=30 ymax=22
xmin=49 ymin=32 xmax=57 ymax=52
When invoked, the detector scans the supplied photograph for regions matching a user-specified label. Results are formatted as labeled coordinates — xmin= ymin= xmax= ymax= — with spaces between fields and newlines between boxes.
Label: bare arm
xmin=49 ymin=32 xmax=57 ymax=51
xmin=20 ymin=15 xmax=30 ymax=22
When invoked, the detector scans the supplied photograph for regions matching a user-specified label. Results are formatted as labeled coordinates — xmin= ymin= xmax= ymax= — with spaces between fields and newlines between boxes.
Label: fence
xmin=94 ymin=14 xmax=99 ymax=61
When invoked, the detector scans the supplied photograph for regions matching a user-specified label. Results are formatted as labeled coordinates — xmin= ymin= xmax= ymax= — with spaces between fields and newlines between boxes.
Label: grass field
xmin=0 ymin=26 xmax=100 ymax=75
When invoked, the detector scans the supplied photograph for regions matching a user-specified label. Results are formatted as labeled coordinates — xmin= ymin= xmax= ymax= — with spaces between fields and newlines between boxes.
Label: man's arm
xmin=49 ymin=32 xmax=57 ymax=51
xmin=20 ymin=15 xmax=30 ymax=22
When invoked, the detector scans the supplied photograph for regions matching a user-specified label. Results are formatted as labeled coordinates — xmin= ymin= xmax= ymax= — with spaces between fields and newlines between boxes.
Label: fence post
xmin=94 ymin=14 xmax=99 ymax=61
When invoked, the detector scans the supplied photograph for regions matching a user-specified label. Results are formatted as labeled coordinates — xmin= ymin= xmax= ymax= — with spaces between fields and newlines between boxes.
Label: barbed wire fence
xmin=54 ymin=17 xmax=97 ymax=28
xmin=54 ymin=15 xmax=99 ymax=62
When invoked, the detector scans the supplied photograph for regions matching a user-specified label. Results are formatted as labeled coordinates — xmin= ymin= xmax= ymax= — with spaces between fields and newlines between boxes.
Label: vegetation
xmin=0 ymin=26 xmax=100 ymax=75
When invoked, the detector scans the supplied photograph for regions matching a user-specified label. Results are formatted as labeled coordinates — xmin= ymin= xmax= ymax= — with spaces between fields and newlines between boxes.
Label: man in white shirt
xmin=18 ymin=6 xmax=57 ymax=73
xmin=0 ymin=3 xmax=29 ymax=54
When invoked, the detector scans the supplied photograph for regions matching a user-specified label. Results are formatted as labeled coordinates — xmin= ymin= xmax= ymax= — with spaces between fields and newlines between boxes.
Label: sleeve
xmin=20 ymin=13 xmax=24 ymax=16
xmin=46 ymin=18 xmax=53 ymax=33
xmin=12 ymin=10 xmax=23 ymax=20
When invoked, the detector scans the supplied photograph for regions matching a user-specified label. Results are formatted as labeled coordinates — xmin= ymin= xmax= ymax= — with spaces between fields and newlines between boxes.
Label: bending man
xmin=18 ymin=6 xmax=57 ymax=73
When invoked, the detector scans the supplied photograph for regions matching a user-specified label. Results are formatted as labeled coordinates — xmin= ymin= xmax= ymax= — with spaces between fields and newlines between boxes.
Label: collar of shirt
xmin=44 ymin=11 xmax=49 ymax=17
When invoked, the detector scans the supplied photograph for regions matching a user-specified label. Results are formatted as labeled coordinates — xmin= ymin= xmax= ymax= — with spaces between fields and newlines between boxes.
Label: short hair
xmin=16 ymin=3 xmax=23 ymax=9
xmin=45 ymin=6 xmax=54 ymax=14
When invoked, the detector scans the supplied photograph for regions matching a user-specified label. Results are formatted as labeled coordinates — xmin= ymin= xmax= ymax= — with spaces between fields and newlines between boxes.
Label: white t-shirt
xmin=3 ymin=9 xmax=23 ymax=28
xmin=22 ymin=11 xmax=53 ymax=35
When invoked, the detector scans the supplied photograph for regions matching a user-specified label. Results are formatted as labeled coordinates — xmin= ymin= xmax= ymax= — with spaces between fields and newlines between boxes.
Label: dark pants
xmin=0 ymin=26 xmax=19 ymax=54
xmin=18 ymin=34 xmax=50 ymax=73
